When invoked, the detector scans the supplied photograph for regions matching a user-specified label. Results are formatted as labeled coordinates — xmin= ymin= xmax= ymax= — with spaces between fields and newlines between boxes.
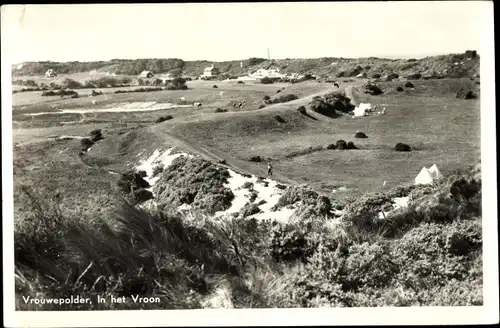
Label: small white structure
xmin=415 ymin=164 xmax=443 ymax=185
xmin=353 ymin=103 xmax=372 ymax=117
xmin=220 ymin=91 xmax=224 ymax=96
xmin=203 ymin=64 xmax=220 ymax=79
xmin=45 ymin=69 xmax=56 ymax=78
xmin=92 ymin=100 xmax=97 ymax=105
xmin=139 ymin=71 xmax=154 ymax=78
xmin=180 ymin=97 xmax=186 ymax=102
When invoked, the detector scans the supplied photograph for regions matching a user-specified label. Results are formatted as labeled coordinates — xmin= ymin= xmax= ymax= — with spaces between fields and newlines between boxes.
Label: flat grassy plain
xmin=11 ymin=75 xmax=483 ymax=309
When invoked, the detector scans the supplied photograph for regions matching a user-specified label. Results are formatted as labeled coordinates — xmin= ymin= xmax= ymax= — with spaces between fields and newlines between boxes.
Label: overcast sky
xmin=1 ymin=2 xmax=491 ymax=63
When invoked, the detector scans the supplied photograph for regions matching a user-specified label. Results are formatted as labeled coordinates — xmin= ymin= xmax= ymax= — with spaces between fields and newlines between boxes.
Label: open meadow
xmin=12 ymin=64 xmax=483 ymax=310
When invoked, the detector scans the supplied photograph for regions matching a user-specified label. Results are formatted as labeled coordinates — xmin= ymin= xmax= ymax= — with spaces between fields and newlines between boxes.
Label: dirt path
xmin=161 ymin=131 xmax=300 ymax=186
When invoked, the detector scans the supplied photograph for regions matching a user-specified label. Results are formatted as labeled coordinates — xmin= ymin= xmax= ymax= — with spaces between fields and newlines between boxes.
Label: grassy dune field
xmin=12 ymin=70 xmax=483 ymax=309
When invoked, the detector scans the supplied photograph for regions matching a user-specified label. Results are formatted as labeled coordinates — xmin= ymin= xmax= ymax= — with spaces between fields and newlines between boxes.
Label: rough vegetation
xmin=14 ymin=163 xmax=483 ymax=309
xmin=152 ymin=156 xmax=234 ymax=215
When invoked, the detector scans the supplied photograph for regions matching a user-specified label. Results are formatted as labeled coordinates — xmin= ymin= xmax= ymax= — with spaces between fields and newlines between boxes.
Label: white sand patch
xmin=214 ymin=169 xmax=293 ymax=221
xmin=54 ymin=135 xmax=85 ymax=140
xmin=135 ymin=148 xmax=192 ymax=188
xmin=253 ymin=206 xmax=297 ymax=223
xmin=392 ymin=196 xmax=409 ymax=211
xmin=25 ymin=102 xmax=191 ymax=116
xmin=177 ymin=203 xmax=192 ymax=212
xmin=332 ymin=186 xmax=348 ymax=193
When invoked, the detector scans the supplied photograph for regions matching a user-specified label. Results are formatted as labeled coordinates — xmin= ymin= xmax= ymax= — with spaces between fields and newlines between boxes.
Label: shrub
xmin=138 ymin=78 xmax=144 ymax=86
xmin=213 ymin=85 xmax=218 ymax=88
xmin=80 ymin=138 xmax=94 ymax=151
xmin=336 ymin=140 xmax=347 ymax=150
xmin=371 ymin=73 xmax=382 ymax=79
xmin=152 ymin=165 xmax=164 ymax=177
xmin=241 ymin=181 xmax=254 ymax=190
xmin=456 ymin=89 xmax=477 ymax=99
xmin=132 ymin=189 xmax=154 ymax=203
xmin=152 ymin=156 xmax=234 ymax=214
xmin=271 ymin=94 xmax=298 ymax=104
xmin=215 ymin=108 xmax=228 ymax=113
xmin=346 ymin=141 xmax=358 ymax=149
xmin=237 ymin=81 xmax=245 ymax=84
xmin=406 ymin=73 xmax=422 ymax=80
xmin=404 ymin=81 xmax=414 ymax=88
xmin=153 ymin=78 xmax=163 ymax=86
xmin=362 ymin=81 xmax=384 ymax=95
xmin=326 ymin=143 xmax=336 ymax=150
xmin=240 ymin=203 xmax=261 ymax=218
xmin=394 ymin=143 xmax=412 ymax=152
xmin=89 ymin=129 xmax=103 ymax=142
xmin=297 ymin=106 xmax=307 ymax=115
xmin=117 ymin=170 xmax=151 ymax=195
xmin=354 ymin=131 xmax=368 ymax=138
xmin=263 ymin=95 xmax=270 ymax=101
xmin=249 ymin=156 xmax=264 ymax=162
xmin=274 ymin=115 xmax=286 ymax=123
xmin=396 ymin=87 xmax=404 ymax=92
xmin=156 ymin=115 xmax=173 ymax=123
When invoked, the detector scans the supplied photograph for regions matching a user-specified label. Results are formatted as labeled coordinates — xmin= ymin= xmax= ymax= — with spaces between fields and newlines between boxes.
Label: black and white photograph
xmin=2 ymin=2 xmax=498 ymax=327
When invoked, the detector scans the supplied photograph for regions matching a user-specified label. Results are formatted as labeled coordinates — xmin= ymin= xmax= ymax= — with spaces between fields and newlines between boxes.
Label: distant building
xmin=249 ymin=68 xmax=284 ymax=79
xmin=139 ymin=71 xmax=154 ymax=78
xmin=158 ymin=73 xmax=174 ymax=83
xmin=45 ymin=69 xmax=57 ymax=78
xmin=202 ymin=64 xmax=220 ymax=79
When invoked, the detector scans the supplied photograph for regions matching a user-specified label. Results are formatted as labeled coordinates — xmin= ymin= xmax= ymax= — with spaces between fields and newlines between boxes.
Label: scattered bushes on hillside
xmin=394 ymin=143 xmax=412 ymax=152
xmin=153 ymin=156 xmax=234 ymax=214
xmin=41 ymin=89 xmax=78 ymax=97
xmin=354 ymin=131 xmax=368 ymax=138
xmin=156 ymin=115 xmax=174 ymax=123
xmin=456 ymin=89 xmax=477 ymax=100
xmin=404 ymin=81 xmax=414 ymax=88
xmin=114 ymin=87 xmax=163 ymax=94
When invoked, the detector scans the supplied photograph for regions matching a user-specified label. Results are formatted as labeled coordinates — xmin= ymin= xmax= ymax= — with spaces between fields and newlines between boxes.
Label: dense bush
xmin=270 ymin=94 xmax=298 ymax=104
xmin=297 ymin=106 xmax=307 ymax=115
xmin=215 ymin=108 xmax=228 ymax=113
xmin=371 ymin=73 xmax=382 ymax=79
xmin=258 ymin=104 xmax=266 ymax=109
xmin=152 ymin=156 xmax=234 ymax=215
xmin=404 ymin=81 xmax=414 ymax=88
xmin=406 ymin=73 xmax=422 ymax=80
xmin=354 ymin=131 xmax=368 ymax=138
xmin=80 ymin=138 xmax=94 ymax=151
xmin=41 ymin=89 xmax=78 ymax=97
xmin=249 ymin=156 xmax=264 ymax=162
xmin=89 ymin=129 xmax=103 ymax=142
xmin=115 ymin=87 xmax=163 ymax=94
xmin=263 ymin=95 xmax=270 ymax=101
xmin=156 ymin=115 xmax=174 ymax=123
xmin=362 ymin=81 xmax=384 ymax=95
xmin=456 ymin=89 xmax=477 ymax=99
xmin=395 ymin=143 xmax=412 ymax=152
xmin=396 ymin=86 xmax=404 ymax=92
xmin=308 ymin=92 xmax=354 ymax=118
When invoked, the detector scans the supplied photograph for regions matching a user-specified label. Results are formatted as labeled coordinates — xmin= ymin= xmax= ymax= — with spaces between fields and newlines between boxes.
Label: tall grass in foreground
xmin=14 ymin=165 xmax=483 ymax=310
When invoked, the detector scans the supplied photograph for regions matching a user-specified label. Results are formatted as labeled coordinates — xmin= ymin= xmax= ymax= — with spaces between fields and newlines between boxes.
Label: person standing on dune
xmin=267 ymin=162 xmax=273 ymax=177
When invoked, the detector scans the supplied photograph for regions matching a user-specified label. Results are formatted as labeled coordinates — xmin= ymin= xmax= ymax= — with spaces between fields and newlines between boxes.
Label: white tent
xmin=415 ymin=164 xmax=443 ymax=185
xmin=428 ymin=164 xmax=443 ymax=180
xmin=353 ymin=103 xmax=372 ymax=117
xmin=415 ymin=167 xmax=434 ymax=185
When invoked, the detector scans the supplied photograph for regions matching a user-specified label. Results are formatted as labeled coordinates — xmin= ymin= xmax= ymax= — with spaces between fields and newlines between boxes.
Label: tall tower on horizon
xmin=267 ymin=48 xmax=270 ymax=60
